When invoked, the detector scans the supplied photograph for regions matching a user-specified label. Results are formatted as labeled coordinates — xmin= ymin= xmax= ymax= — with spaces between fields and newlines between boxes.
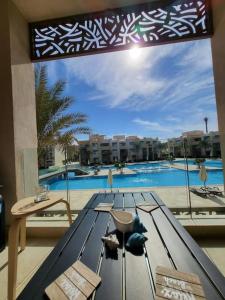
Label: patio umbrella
xmin=199 ymin=165 xmax=208 ymax=187
xmin=108 ymin=169 xmax=113 ymax=192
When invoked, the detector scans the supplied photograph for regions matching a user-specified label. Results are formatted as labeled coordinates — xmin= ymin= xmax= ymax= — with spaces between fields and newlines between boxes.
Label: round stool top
xmin=11 ymin=193 xmax=64 ymax=218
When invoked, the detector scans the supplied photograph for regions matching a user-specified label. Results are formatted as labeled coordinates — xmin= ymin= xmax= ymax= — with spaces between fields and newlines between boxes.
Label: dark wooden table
xmin=18 ymin=192 xmax=225 ymax=300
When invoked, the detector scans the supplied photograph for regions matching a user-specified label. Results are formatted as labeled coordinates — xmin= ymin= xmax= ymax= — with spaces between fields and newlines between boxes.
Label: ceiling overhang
xmin=25 ymin=0 xmax=213 ymax=62
xmin=13 ymin=0 xmax=155 ymax=22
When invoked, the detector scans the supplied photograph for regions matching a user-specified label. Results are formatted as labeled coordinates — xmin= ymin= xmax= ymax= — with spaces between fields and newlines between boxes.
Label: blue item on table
xmin=126 ymin=232 xmax=147 ymax=248
xmin=133 ymin=214 xmax=147 ymax=233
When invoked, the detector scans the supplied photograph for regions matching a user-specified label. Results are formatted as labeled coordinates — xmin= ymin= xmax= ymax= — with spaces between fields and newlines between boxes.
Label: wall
xmin=0 ymin=1 xmax=38 ymax=224
xmin=0 ymin=0 xmax=17 ymax=224
xmin=211 ymin=1 xmax=225 ymax=188
xmin=54 ymin=147 xmax=65 ymax=166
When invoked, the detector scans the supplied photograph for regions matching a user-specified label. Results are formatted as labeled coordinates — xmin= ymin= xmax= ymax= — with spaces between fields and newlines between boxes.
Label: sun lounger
xmin=201 ymin=186 xmax=223 ymax=196
xmin=190 ymin=187 xmax=210 ymax=197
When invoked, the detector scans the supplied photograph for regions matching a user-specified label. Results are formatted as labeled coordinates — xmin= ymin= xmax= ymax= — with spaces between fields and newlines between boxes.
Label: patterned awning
xmin=29 ymin=0 xmax=213 ymax=61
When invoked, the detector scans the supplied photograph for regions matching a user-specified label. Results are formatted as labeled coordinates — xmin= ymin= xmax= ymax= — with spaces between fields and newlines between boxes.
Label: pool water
xmin=45 ymin=168 xmax=224 ymax=190
xmin=176 ymin=159 xmax=223 ymax=168
xmin=127 ymin=162 xmax=169 ymax=173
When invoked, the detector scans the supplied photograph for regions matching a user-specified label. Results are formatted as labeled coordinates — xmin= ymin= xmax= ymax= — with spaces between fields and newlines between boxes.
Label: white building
xmin=167 ymin=131 xmax=221 ymax=158
xmin=79 ymin=134 xmax=162 ymax=165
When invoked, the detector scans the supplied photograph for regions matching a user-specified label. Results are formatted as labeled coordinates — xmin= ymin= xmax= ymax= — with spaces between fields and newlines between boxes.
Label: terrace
xmin=1 ymin=0 xmax=225 ymax=299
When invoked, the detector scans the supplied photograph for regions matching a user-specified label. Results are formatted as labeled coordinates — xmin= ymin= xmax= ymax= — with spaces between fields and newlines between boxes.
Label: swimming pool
xmin=176 ymin=159 xmax=223 ymax=168
xmin=127 ymin=162 xmax=169 ymax=173
xmin=44 ymin=168 xmax=224 ymax=190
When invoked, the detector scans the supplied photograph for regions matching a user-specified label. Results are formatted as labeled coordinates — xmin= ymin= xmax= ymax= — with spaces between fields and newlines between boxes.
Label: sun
xmin=129 ymin=46 xmax=142 ymax=60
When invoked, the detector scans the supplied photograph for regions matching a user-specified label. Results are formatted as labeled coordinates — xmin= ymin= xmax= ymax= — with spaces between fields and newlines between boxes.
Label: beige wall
xmin=0 ymin=1 xmax=38 ymax=224
xmin=54 ymin=147 xmax=65 ymax=167
xmin=211 ymin=1 xmax=225 ymax=188
xmin=0 ymin=1 xmax=17 ymax=224
xmin=10 ymin=2 xmax=38 ymax=199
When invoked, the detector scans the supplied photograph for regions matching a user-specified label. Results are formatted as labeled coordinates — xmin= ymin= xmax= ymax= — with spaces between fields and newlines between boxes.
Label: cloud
xmin=133 ymin=118 xmax=172 ymax=133
xmin=166 ymin=116 xmax=181 ymax=123
xmin=45 ymin=38 xmax=218 ymax=138
xmin=178 ymin=40 xmax=213 ymax=71
xmin=133 ymin=110 xmax=218 ymax=139
xmin=61 ymin=48 xmax=164 ymax=108
xmin=52 ymin=41 xmax=191 ymax=109
xmin=55 ymin=39 xmax=215 ymax=112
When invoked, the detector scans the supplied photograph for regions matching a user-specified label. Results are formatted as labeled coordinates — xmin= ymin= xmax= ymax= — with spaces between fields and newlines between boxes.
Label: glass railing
xmin=19 ymin=146 xmax=225 ymax=226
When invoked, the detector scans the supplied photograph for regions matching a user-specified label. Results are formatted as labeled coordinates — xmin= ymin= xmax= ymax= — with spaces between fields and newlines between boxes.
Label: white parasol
xmin=108 ymin=169 xmax=113 ymax=192
xmin=199 ymin=165 xmax=208 ymax=187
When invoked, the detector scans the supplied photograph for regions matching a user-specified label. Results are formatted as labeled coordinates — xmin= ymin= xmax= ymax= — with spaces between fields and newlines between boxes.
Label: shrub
xmin=195 ymin=158 xmax=206 ymax=168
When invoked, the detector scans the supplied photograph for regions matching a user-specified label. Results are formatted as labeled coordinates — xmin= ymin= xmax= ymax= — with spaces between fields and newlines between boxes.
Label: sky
xmin=44 ymin=38 xmax=218 ymax=141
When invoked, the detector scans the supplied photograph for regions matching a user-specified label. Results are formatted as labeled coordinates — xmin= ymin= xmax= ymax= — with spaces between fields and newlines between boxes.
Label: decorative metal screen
xmin=30 ymin=0 xmax=213 ymax=61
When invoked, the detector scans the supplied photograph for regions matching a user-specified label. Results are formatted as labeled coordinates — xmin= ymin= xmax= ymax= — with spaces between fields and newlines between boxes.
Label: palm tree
xmin=204 ymin=117 xmax=208 ymax=133
xmin=156 ymin=142 xmax=164 ymax=159
xmin=35 ymin=64 xmax=90 ymax=163
xmin=134 ymin=141 xmax=141 ymax=161
xmin=200 ymin=139 xmax=211 ymax=157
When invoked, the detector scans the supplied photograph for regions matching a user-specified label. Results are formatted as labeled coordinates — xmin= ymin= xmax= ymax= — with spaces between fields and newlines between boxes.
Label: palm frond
xmin=35 ymin=64 xmax=90 ymax=159
xmin=71 ymin=127 xmax=91 ymax=135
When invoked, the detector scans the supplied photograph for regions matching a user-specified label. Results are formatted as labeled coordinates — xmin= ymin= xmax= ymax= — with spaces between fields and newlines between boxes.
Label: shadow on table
xmin=104 ymin=229 xmax=145 ymax=259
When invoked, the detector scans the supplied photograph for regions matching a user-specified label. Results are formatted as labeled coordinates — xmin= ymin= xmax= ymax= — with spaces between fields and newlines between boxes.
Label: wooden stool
xmin=8 ymin=194 xmax=72 ymax=300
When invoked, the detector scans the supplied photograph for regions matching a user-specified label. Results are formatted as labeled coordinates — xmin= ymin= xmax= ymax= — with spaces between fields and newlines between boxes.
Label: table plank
xmin=45 ymin=209 xmax=98 ymax=280
xmin=137 ymin=208 xmax=172 ymax=283
xmin=83 ymin=193 xmax=98 ymax=209
xmin=125 ymin=208 xmax=154 ymax=300
xmin=104 ymin=193 xmax=115 ymax=204
xmin=81 ymin=212 xmax=110 ymax=272
xmin=114 ymin=193 xmax=123 ymax=209
xmin=95 ymin=215 xmax=123 ymax=300
xmin=124 ymin=193 xmax=135 ymax=208
xmin=90 ymin=193 xmax=108 ymax=208
xmin=20 ymin=210 xmax=97 ymax=300
xmin=161 ymin=206 xmax=225 ymax=299
xmin=132 ymin=193 xmax=146 ymax=205
xmin=150 ymin=192 xmax=165 ymax=206
xmin=151 ymin=209 xmax=223 ymax=300
xmin=141 ymin=192 xmax=161 ymax=205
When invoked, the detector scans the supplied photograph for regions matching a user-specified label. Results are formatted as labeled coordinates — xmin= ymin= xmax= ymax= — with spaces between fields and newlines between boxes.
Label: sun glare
xmin=129 ymin=46 xmax=142 ymax=60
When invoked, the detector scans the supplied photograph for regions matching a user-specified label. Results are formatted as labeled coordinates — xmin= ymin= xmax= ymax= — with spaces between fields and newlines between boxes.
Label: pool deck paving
xmin=92 ymin=167 xmax=136 ymax=176
xmin=164 ymin=163 xmax=223 ymax=171
xmin=38 ymin=185 xmax=225 ymax=213
xmin=74 ymin=167 xmax=136 ymax=178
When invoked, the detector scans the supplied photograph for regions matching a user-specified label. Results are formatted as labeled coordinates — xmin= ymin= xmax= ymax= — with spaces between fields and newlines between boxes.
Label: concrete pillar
xmin=0 ymin=1 xmax=38 ymax=224
xmin=211 ymin=1 xmax=225 ymax=189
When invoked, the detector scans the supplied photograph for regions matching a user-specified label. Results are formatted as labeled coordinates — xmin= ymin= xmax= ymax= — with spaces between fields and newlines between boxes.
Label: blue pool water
xmin=127 ymin=162 xmax=168 ymax=173
xmin=44 ymin=168 xmax=224 ymax=190
xmin=176 ymin=159 xmax=223 ymax=168
xmin=127 ymin=162 xmax=164 ymax=169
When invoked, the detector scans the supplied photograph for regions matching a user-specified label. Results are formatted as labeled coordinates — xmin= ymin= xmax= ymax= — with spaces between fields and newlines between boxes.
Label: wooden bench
xmin=17 ymin=192 xmax=225 ymax=300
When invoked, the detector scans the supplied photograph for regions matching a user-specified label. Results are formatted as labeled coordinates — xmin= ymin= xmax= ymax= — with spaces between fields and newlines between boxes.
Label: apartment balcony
xmin=1 ymin=0 xmax=225 ymax=299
